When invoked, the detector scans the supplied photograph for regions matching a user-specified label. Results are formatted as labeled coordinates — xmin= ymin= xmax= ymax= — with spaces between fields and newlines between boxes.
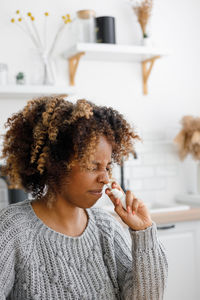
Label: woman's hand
xmin=105 ymin=182 xmax=152 ymax=231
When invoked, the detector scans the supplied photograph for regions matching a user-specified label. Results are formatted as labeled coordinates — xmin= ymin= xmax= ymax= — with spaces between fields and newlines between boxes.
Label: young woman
xmin=0 ymin=97 xmax=167 ymax=300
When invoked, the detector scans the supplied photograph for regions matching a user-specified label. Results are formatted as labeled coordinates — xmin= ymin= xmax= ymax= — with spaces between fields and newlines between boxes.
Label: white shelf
xmin=64 ymin=43 xmax=170 ymax=62
xmin=63 ymin=43 xmax=170 ymax=94
xmin=0 ymin=85 xmax=76 ymax=98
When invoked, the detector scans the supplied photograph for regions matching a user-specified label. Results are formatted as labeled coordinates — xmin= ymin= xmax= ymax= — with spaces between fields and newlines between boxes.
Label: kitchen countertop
xmin=150 ymin=206 xmax=200 ymax=224
xmin=110 ymin=207 xmax=200 ymax=227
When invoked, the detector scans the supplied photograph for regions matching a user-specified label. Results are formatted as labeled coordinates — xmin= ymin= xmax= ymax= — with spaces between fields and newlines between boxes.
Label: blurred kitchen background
xmin=0 ymin=0 xmax=200 ymax=299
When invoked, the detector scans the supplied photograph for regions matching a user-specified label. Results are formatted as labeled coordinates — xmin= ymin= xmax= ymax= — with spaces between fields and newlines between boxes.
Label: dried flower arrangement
xmin=11 ymin=10 xmax=71 ymax=55
xmin=174 ymin=116 xmax=200 ymax=160
xmin=10 ymin=10 xmax=72 ymax=84
xmin=129 ymin=0 xmax=153 ymax=38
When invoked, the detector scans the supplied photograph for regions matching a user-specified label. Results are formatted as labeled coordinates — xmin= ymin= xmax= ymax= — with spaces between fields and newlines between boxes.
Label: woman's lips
xmin=88 ymin=190 xmax=102 ymax=196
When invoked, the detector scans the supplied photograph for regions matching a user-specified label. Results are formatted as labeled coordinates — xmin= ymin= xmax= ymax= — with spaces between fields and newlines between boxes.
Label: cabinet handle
xmin=157 ymin=224 xmax=176 ymax=230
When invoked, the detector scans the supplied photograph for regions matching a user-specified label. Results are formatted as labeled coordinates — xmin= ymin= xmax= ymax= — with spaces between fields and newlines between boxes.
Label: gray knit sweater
xmin=0 ymin=199 xmax=167 ymax=300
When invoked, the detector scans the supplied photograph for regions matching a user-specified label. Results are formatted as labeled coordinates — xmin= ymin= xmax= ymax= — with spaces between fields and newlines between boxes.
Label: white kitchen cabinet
xmin=157 ymin=221 xmax=200 ymax=300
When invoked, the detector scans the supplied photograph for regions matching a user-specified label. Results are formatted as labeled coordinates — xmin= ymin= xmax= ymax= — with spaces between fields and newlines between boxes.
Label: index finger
xmin=111 ymin=181 xmax=125 ymax=194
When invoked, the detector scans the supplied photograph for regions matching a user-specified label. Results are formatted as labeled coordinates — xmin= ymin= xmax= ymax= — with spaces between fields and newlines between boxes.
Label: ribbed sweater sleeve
xmin=0 ymin=204 xmax=35 ymax=300
xmin=93 ymin=208 xmax=168 ymax=300
xmin=0 ymin=208 xmax=16 ymax=299
xmin=113 ymin=218 xmax=168 ymax=300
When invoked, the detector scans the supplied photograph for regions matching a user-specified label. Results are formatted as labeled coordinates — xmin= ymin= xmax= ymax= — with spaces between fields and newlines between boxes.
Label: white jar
xmin=75 ymin=10 xmax=96 ymax=43
xmin=0 ymin=63 xmax=8 ymax=85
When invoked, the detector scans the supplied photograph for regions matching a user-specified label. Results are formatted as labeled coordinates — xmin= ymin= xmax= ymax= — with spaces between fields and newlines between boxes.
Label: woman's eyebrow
xmin=92 ymin=161 xmax=112 ymax=165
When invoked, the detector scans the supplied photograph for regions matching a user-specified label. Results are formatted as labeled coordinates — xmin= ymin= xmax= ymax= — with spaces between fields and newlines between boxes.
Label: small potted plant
xmin=16 ymin=72 xmax=25 ymax=85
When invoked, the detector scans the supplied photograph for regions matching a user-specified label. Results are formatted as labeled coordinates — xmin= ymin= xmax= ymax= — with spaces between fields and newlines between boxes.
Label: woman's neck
xmin=31 ymin=196 xmax=88 ymax=237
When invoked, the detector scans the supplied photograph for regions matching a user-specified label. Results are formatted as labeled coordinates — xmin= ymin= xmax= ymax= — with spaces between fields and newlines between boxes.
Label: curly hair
xmin=1 ymin=96 xmax=140 ymax=205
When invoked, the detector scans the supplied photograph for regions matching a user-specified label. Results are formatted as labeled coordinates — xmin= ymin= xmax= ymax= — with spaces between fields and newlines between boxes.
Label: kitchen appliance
xmin=0 ymin=175 xmax=9 ymax=209
xmin=0 ymin=165 xmax=28 ymax=208
xmin=8 ymin=188 xmax=28 ymax=204
xmin=120 ymin=151 xmax=138 ymax=192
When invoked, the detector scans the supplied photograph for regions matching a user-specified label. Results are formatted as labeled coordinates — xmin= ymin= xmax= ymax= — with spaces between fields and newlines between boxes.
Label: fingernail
xmin=116 ymin=199 xmax=119 ymax=205
xmin=132 ymin=210 xmax=135 ymax=215
xmin=127 ymin=206 xmax=131 ymax=213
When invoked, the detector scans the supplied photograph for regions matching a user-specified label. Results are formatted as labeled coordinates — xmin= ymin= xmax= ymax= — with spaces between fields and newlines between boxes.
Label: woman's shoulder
xmin=89 ymin=207 xmax=125 ymax=235
xmin=0 ymin=200 xmax=36 ymax=267
xmin=0 ymin=199 xmax=33 ymax=233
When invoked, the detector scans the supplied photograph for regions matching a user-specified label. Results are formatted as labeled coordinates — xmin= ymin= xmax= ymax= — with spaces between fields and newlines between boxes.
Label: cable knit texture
xmin=0 ymin=200 xmax=168 ymax=300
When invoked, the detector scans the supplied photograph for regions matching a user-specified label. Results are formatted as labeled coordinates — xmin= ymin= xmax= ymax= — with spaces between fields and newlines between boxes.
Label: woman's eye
xmin=87 ymin=165 xmax=112 ymax=172
xmin=87 ymin=167 xmax=97 ymax=171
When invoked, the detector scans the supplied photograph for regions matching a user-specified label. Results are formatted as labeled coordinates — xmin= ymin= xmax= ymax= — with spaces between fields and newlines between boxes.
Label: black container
xmin=96 ymin=16 xmax=116 ymax=44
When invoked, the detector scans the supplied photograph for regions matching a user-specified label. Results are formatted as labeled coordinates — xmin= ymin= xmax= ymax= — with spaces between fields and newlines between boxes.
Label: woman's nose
xmin=97 ymin=171 xmax=110 ymax=184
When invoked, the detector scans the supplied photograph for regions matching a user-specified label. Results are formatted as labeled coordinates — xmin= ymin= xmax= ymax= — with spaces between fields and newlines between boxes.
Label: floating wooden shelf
xmin=64 ymin=43 xmax=170 ymax=95
xmin=0 ymin=85 xmax=76 ymax=98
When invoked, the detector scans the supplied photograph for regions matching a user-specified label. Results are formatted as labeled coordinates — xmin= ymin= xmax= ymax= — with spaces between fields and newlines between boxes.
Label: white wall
xmin=0 ymin=0 xmax=200 ymax=206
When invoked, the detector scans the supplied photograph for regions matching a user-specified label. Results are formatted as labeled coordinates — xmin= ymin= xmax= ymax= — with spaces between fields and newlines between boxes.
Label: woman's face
xmin=58 ymin=136 xmax=113 ymax=208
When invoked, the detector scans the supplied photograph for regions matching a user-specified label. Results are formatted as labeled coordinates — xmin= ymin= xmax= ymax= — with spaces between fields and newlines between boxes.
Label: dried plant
xmin=130 ymin=0 xmax=153 ymax=37
xmin=10 ymin=10 xmax=72 ymax=54
xmin=10 ymin=10 xmax=72 ymax=84
xmin=174 ymin=116 xmax=200 ymax=160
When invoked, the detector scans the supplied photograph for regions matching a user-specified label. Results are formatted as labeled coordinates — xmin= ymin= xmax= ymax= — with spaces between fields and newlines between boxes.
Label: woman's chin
xmin=80 ymin=199 xmax=100 ymax=209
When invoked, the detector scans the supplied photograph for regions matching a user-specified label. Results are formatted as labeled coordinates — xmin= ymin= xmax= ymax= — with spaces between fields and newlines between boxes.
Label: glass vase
xmin=30 ymin=48 xmax=56 ymax=85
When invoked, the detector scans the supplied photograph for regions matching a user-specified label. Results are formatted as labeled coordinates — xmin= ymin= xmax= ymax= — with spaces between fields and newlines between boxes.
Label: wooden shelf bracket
xmin=68 ymin=52 xmax=85 ymax=85
xmin=141 ymin=55 xmax=160 ymax=95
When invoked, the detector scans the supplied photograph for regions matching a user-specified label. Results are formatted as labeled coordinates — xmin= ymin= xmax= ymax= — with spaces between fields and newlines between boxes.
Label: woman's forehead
xmin=93 ymin=137 xmax=112 ymax=162
xmin=95 ymin=136 xmax=112 ymax=151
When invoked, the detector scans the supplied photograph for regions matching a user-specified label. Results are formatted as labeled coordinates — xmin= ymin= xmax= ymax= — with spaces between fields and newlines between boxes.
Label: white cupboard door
xmin=159 ymin=228 xmax=198 ymax=300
